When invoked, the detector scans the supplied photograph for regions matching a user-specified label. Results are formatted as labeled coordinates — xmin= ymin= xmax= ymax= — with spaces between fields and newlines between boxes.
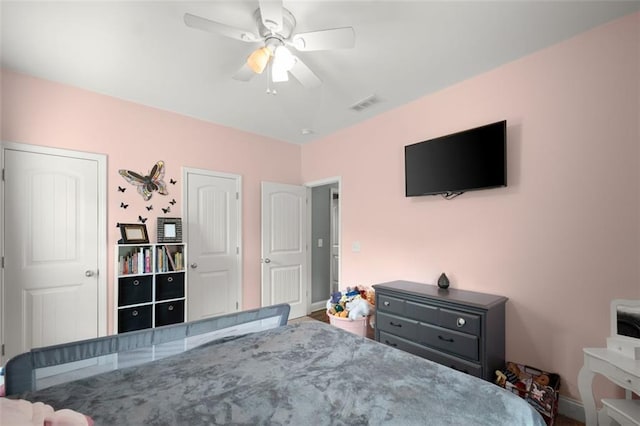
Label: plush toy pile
xmin=326 ymin=286 xmax=375 ymax=320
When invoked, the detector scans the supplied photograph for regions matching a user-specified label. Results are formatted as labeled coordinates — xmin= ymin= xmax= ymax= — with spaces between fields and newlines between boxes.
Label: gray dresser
xmin=373 ymin=280 xmax=507 ymax=381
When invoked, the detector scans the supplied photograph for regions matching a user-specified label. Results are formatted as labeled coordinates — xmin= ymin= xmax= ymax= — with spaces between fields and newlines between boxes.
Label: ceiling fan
xmin=184 ymin=0 xmax=355 ymax=89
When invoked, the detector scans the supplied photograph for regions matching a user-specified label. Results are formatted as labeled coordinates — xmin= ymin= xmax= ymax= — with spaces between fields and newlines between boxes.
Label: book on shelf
xmin=165 ymin=245 xmax=177 ymax=271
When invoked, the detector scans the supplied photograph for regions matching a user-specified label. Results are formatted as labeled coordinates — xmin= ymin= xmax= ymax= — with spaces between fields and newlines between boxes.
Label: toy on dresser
xmin=495 ymin=362 xmax=560 ymax=426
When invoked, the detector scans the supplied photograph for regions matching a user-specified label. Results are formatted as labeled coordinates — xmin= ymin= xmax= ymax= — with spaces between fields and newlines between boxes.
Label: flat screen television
xmin=404 ymin=120 xmax=507 ymax=197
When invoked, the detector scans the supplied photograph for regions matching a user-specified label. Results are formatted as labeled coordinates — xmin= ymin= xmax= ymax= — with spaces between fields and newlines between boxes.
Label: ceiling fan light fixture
xmin=247 ymin=47 xmax=272 ymax=74
xmin=273 ymin=45 xmax=296 ymax=71
xmin=271 ymin=64 xmax=289 ymax=83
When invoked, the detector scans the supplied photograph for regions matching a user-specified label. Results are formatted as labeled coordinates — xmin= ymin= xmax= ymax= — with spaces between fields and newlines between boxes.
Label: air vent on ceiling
xmin=349 ymin=94 xmax=381 ymax=112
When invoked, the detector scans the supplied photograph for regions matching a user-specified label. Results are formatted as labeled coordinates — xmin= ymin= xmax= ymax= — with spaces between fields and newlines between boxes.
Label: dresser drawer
xmin=606 ymin=364 xmax=640 ymax=391
xmin=379 ymin=331 xmax=482 ymax=378
xmin=416 ymin=322 xmax=479 ymax=361
xmin=439 ymin=308 xmax=480 ymax=336
xmin=419 ymin=344 xmax=483 ymax=378
xmin=118 ymin=275 xmax=152 ymax=306
xmin=156 ymin=272 xmax=185 ymax=301
xmin=376 ymin=311 xmax=418 ymax=341
xmin=377 ymin=294 xmax=405 ymax=316
xmin=118 ymin=304 xmax=152 ymax=333
xmin=406 ymin=301 xmax=438 ymax=323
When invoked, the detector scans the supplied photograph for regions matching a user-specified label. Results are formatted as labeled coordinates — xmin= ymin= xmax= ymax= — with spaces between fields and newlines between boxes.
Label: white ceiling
xmin=2 ymin=1 xmax=638 ymax=144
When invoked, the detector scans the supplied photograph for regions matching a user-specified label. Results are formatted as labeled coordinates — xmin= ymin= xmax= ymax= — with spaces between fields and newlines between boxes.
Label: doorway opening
xmin=307 ymin=178 xmax=340 ymax=313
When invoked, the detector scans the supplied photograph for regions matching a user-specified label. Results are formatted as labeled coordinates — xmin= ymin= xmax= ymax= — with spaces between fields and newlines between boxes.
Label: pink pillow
xmin=0 ymin=398 xmax=93 ymax=425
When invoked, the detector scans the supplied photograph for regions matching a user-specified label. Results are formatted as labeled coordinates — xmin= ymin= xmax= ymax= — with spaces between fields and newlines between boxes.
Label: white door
xmin=2 ymin=145 xmax=106 ymax=363
xmin=261 ymin=182 xmax=308 ymax=319
xmin=184 ymin=168 xmax=241 ymax=320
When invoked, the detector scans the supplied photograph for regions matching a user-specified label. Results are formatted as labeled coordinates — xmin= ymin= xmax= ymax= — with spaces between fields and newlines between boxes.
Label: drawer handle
xmin=167 ymin=276 xmax=173 ymax=283
xmin=456 ymin=318 xmax=466 ymax=327
xmin=389 ymin=321 xmax=402 ymax=328
xmin=438 ymin=335 xmax=455 ymax=343
xmin=168 ymin=305 xmax=174 ymax=311
xmin=384 ymin=301 xmax=390 ymax=306
xmin=384 ymin=340 xmax=398 ymax=347
xmin=132 ymin=310 xmax=138 ymax=317
xmin=133 ymin=280 xmax=140 ymax=286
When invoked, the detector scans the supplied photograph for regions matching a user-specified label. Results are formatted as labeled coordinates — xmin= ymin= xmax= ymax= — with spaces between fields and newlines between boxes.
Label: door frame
xmin=182 ymin=167 xmax=243 ymax=314
xmin=1 ymin=141 xmax=108 ymax=362
xmin=305 ymin=177 xmax=341 ymax=313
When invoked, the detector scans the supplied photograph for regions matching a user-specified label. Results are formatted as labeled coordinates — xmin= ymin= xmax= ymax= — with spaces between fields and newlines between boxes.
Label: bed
xmin=4 ymin=304 xmax=545 ymax=425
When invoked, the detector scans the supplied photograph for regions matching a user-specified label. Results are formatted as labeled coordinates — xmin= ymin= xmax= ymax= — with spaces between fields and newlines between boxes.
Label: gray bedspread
xmin=21 ymin=321 xmax=544 ymax=425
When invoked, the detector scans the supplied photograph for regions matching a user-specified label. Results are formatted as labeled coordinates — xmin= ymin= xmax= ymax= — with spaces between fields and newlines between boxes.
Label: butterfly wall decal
xmin=119 ymin=161 xmax=168 ymax=201
xmin=146 ymin=205 xmax=153 ymax=211
xmin=118 ymin=186 xmax=126 ymax=193
xmin=120 ymin=202 xmax=129 ymax=209
xmin=170 ymin=179 xmax=177 ymax=185
xmin=169 ymin=199 xmax=176 ymax=205
xmin=138 ymin=216 xmax=148 ymax=224
xmin=162 ymin=207 xmax=171 ymax=214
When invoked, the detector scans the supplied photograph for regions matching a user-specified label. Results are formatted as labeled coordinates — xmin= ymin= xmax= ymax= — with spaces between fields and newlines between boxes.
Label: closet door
xmin=3 ymin=146 xmax=106 ymax=362
xmin=184 ymin=168 xmax=241 ymax=320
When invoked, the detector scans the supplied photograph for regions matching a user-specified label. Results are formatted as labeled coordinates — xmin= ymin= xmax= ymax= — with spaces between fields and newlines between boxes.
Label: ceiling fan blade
xmin=184 ymin=13 xmax=258 ymax=43
xmin=291 ymin=27 xmax=355 ymax=51
xmin=232 ymin=63 xmax=256 ymax=82
xmin=289 ymin=57 xmax=321 ymax=89
xmin=258 ymin=0 xmax=283 ymax=32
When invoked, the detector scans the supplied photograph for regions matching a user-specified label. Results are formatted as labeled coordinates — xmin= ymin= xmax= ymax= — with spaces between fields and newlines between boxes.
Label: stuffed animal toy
xmin=346 ymin=297 xmax=371 ymax=320
xmin=504 ymin=362 xmax=521 ymax=383
xmin=534 ymin=374 xmax=550 ymax=387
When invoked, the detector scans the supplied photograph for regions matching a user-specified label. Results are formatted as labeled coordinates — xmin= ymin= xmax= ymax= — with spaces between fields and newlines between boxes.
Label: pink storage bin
xmin=327 ymin=311 xmax=369 ymax=337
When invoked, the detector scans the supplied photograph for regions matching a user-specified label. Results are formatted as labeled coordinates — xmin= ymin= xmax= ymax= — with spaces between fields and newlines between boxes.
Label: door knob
xmin=85 ymin=270 xmax=95 ymax=277
xmin=264 ymin=258 xmax=271 ymax=264
xmin=190 ymin=263 xmax=198 ymax=269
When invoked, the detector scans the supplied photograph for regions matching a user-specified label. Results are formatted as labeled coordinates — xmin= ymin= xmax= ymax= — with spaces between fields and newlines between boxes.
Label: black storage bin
xmin=155 ymin=300 xmax=184 ymax=327
xmin=118 ymin=275 xmax=152 ymax=306
xmin=156 ymin=273 xmax=185 ymax=301
xmin=118 ymin=305 xmax=152 ymax=333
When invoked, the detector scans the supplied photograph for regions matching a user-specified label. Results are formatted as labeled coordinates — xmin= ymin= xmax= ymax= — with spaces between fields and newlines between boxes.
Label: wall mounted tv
xmin=404 ymin=120 xmax=507 ymax=198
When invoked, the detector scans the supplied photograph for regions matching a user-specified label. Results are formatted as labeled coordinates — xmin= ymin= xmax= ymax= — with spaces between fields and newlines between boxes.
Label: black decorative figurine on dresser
xmin=437 ymin=273 xmax=450 ymax=289
xmin=373 ymin=280 xmax=507 ymax=382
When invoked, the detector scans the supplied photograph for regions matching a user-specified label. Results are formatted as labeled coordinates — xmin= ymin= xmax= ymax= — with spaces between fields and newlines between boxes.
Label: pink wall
xmin=302 ymin=12 xmax=640 ymax=401
xmin=1 ymin=69 xmax=302 ymax=326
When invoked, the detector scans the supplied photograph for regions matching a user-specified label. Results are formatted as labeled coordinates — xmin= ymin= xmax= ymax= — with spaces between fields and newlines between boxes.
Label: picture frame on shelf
xmin=118 ymin=223 xmax=149 ymax=244
xmin=157 ymin=217 xmax=182 ymax=243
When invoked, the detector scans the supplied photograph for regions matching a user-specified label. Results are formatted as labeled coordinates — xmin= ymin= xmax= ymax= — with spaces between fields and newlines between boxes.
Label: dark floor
xmin=309 ymin=310 xmax=584 ymax=426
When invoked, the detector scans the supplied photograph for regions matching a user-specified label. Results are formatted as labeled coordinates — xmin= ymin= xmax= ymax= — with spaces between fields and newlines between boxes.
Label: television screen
xmin=404 ymin=120 xmax=507 ymax=197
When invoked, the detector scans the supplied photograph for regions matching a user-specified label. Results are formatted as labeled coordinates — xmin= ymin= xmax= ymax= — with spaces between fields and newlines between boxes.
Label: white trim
xmin=311 ymin=301 xmax=327 ymax=312
xmin=182 ymin=167 xmax=243 ymax=312
xmin=0 ymin=141 xmax=108 ymax=343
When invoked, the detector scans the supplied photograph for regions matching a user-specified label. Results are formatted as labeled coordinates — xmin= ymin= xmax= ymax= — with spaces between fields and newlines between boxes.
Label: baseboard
xmin=559 ymin=395 xmax=585 ymax=423
xmin=310 ymin=301 xmax=326 ymax=312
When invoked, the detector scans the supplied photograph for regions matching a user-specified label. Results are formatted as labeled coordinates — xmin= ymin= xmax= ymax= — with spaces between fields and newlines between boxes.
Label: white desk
xmin=578 ymin=348 xmax=640 ymax=426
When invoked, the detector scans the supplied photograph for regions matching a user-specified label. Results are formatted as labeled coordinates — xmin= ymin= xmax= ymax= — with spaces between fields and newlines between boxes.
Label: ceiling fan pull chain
xmin=266 ymin=64 xmax=277 ymax=95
